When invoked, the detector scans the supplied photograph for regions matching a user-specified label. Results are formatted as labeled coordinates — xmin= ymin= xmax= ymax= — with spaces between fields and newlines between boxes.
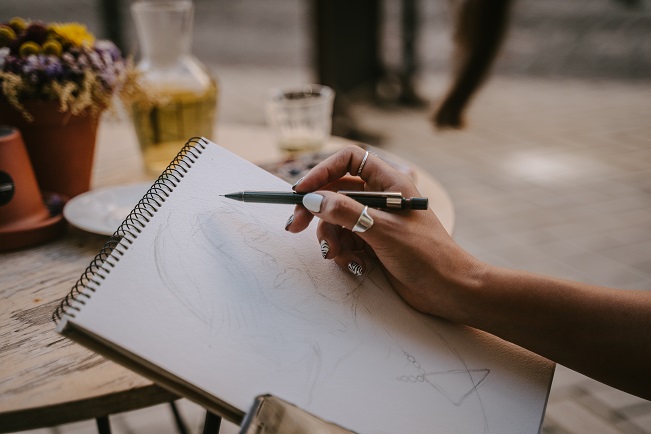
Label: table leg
xmin=169 ymin=401 xmax=190 ymax=434
xmin=202 ymin=411 xmax=222 ymax=434
xmin=96 ymin=416 xmax=111 ymax=434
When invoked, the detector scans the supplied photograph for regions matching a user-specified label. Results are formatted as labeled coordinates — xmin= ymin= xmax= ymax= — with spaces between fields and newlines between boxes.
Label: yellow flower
xmin=8 ymin=17 xmax=27 ymax=33
xmin=19 ymin=41 xmax=41 ymax=57
xmin=49 ymin=23 xmax=95 ymax=48
xmin=0 ymin=26 xmax=17 ymax=47
xmin=43 ymin=39 xmax=63 ymax=56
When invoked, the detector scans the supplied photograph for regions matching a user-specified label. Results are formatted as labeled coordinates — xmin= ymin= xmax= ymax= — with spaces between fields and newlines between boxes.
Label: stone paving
xmin=351 ymin=73 xmax=651 ymax=434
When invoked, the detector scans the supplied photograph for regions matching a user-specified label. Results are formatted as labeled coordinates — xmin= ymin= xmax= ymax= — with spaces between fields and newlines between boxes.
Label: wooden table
xmin=0 ymin=120 xmax=454 ymax=432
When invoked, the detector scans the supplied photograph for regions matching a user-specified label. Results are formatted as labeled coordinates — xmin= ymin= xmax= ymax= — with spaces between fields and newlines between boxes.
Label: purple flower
xmin=88 ymin=50 xmax=102 ymax=70
xmin=0 ymin=47 xmax=9 ymax=69
xmin=61 ymin=52 xmax=75 ymax=65
xmin=1 ymin=29 xmax=130 ymax=108
xmin=76 ymin=53 xmax=89 ymax=68
xmin=21 ymin=55 xmax=37 ymax=74
xmin=24 ymin=22 xmax=48 ymax=45
xmin=94 ymin=40 xmax=121 ymax=61
xmin=43 ymin=56 xmax=64 ymax=79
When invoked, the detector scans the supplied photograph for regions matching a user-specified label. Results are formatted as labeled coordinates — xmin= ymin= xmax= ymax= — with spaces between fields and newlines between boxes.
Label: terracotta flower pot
xmin=0 ymin=126 xmax=50 ymax=229
xmin=0 ymin=126 xmax=67 ymax=250
xmin=0 ymin=100 xmax=100 ymax=198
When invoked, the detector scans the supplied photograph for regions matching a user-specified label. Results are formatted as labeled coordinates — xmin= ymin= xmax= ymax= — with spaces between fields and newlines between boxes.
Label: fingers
xmin=292 ymin=146 xmax=365 ymax=192
xmin=302 ymin=191 xmax=369 ymax=232
xmin=293 ymin=145 xmax=413 ymax=194
xmin=285 ymin=191 xmax=374 ymax=276
xmin=287 ymin=145 xmax=422 ymax=236
xmin=285 ymin=204 xmax=313 ymax=233
xmin=320 ymin=176 xmax=365 ymax=193
xmin=317 ymin=220 xmax=369 ymax=276
xmin=286 ymin=176 xmax=365 ymax=234
xmin=285 ymin=146 xmax=417 ymax=277
xmin=300 ymin=191 xmax=397 ymax=252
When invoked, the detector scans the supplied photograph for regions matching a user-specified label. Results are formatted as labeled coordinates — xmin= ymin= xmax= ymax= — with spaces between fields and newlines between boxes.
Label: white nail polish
xmin=302 ymin=193 xmax=323 ymax=213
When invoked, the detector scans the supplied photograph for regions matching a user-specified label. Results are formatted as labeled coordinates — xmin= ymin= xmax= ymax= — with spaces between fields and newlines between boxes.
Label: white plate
xmin=63 ymin=182 xmax=153 ymax=236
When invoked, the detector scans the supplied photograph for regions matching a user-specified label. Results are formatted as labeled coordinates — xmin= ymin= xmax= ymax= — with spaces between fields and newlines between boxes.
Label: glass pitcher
xmin=130 ymin=0 xmax=218 ymax=176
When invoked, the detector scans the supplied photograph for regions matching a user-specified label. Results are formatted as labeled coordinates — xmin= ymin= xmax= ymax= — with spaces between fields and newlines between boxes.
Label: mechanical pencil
xmin=222 ymin=191 xmax=428 ymax=210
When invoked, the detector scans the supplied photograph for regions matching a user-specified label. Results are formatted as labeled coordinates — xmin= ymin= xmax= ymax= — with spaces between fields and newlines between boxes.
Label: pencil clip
xmin=338 ymin=191 xmax=404 ymax=209
xmin=337 ymin=191 xmax=402 ymax=199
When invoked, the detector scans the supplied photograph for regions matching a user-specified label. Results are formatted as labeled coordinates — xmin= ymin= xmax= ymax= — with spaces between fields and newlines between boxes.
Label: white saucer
xmin=63 ymin=182 xmax=152 ymax=236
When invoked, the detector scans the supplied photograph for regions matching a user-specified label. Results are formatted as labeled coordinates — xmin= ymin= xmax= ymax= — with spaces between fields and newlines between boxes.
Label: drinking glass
xmin=265 ymin=85 xmax=334 ymax=155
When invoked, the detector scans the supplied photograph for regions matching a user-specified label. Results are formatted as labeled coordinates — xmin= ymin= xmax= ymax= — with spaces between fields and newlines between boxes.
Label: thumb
xmin=302 ymin=191 xmax=379 ymax=236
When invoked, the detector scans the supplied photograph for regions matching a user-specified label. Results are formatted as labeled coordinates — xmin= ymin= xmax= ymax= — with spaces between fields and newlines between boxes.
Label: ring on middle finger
xmin=352 ymin=206 xmax=374 ymax=233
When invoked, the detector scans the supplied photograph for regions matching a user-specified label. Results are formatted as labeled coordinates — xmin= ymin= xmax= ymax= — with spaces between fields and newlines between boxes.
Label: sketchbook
xmin=55 ymin=138 xmax=554 ymax=433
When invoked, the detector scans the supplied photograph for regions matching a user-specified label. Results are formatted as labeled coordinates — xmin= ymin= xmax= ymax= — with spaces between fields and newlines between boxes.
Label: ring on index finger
xmin=356 ymin=150 xmax=369 ymax=177
xmin=352 ymin=206 xmax=374 ymax=233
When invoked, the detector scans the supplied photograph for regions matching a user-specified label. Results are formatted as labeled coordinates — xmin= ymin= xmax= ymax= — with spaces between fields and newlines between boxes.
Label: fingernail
xmin=320 ymin=240 xmax=330 ymax=259
xmin=291 ymin=177 xmax=304 ymax=191
xmin=302 ymin=193 xmax=323 ymax=213
xmin=348 ymin=261 xmax=363 ymax=276
xmin=284 ymin=214 xmax=294 ymax=231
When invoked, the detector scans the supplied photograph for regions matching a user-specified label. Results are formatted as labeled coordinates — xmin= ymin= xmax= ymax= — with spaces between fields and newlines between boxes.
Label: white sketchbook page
xmin=62 ymin=140 xmax=553 ymax=434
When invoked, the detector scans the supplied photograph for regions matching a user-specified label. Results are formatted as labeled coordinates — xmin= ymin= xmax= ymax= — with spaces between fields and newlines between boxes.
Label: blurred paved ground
xmin=4 ymin=0 xmax=651 ymax=433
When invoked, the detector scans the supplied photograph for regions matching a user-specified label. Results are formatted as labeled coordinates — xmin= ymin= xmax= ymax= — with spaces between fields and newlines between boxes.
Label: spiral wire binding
xmin=52 ymin=137 xmax=209 ymax=323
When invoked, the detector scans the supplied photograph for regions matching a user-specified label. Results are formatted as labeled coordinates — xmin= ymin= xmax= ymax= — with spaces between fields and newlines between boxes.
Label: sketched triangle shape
xmin=423 ymin=368 xmax=490 ymax=406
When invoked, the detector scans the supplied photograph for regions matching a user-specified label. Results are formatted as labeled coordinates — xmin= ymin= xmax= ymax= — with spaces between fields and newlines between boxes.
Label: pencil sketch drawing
xmin=398 ymin=351 xmax=490 ymax=406
xmin=152 ymin=199 xmax=492 ymax=428
xmin=152 ymin=201 xmax=372 ymax=402
xmin=364 ymin=269 xmax=491 ymax=432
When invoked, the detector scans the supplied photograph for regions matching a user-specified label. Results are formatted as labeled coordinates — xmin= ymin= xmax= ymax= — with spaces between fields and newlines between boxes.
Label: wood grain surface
xmin=0 ymin=120 xmax=454 ymax=432
xmin=0 ymin=120 xmax=169 ymax=432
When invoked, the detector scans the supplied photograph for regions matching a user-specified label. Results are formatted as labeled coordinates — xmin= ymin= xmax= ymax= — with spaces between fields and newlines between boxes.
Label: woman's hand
xmin=284 ymin=146 xmax=651 ymax=400
xmin=285 ymin=146 xmax=651 ymax=400
xmin=286 ymin=145 xmax=485 ymax=321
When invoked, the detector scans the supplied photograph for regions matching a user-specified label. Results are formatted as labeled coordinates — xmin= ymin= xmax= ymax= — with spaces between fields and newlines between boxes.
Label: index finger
xmin=294 ymin=145 xmax=407 ymax=194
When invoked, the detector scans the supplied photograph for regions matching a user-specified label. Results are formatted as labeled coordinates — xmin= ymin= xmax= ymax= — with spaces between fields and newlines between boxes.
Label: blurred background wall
xmin=4 ymin=0 xmax=650 ymax=81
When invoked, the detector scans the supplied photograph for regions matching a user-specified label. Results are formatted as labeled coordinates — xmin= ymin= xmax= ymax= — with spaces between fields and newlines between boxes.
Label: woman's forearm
xmin=457 ymin=265 xmax=651 ymax=399
xmin=290 ymin=146 xmax=651 ymax=400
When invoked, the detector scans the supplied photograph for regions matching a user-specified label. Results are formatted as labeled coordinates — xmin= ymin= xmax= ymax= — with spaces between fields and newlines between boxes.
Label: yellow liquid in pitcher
xmin=131 ymin=83 xmax=217 ymax=176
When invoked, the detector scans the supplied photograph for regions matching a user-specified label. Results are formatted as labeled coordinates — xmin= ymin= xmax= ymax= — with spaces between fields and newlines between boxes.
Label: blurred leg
xmin=433 ymin=0 xmax=514 ymax=129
